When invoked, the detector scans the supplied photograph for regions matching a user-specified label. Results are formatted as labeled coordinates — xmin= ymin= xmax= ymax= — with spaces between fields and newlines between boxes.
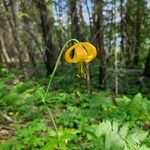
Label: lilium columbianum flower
xmin=64 ymin=42 xmax=97 ymax=79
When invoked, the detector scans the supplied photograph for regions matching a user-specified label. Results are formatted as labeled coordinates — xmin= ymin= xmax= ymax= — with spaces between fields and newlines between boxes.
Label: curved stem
xmin=43 ymin=39 xmax=79 ymax=100
xmin=42 ymin=38 xmax=79 ymax=139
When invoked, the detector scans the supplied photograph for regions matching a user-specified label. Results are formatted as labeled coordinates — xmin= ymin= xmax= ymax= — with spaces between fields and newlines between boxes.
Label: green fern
xmin=88 ymin=120 xmax=149 ymax=150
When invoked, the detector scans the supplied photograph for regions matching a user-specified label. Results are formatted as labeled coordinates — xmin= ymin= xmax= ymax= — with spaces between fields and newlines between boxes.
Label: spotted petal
xmin=65 ymin=43 xmax=88 ymax=63
xmin=64 ymin=44 xmax=79 ymax=63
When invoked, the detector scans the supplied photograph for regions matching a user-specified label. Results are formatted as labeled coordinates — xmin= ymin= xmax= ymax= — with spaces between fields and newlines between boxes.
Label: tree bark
xmin=67 ymin=0 xmax=81 ymax=40
xmin=79 ymin=1 xmax=86 ymax=41
xmin=133 ymin=0 xmax=141 ymax=65
xmin=94 ymin=0 xmax=106 ymax=90
xmin=143 ymin=48 xmax=150 ymax=77
xmin=2 ymin=0 xmax=23 ymax=68
xmin=124 ymin=0 xmax=136 ymax=66
xmin=85 ymin=0 xmax=93 ymax=40
xmin=120 ymin=0 xmax=124 ymax=54
xmin=36 ymin=0 xmax=57 ymax=75
xmin=20 ymin=1 xmax=36 ymax=69
xmin=0 ymin=34 xmax=11 ymax=64
xmin=0 ymin=52 xmax=2 ymax=67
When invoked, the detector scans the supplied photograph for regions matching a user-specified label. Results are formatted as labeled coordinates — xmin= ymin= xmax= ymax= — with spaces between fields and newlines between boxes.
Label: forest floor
xmin=0 ymin=67 xmax=150 ymax=150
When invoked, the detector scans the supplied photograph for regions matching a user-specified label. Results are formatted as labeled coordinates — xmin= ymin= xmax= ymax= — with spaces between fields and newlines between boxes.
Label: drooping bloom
xmin=65 ymin=42 xmax=97 ymax=79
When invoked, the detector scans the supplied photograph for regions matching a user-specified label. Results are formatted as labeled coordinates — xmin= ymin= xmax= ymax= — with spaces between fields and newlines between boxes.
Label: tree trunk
xmin=124 ymin=0 xmax=136 ymax=66
xmin=143 ymin=48 xmax=150 ymax=77
xmin=36 ymin=0 xmax=57 ymax=75
xmin=133 ymin=0 xmax=141 ymax=65
xmin=120 ymin=0 xmax=124 ymax=54
xmin=108 ymin=7 xmax=113 ymax=54
xmin=0 ymin=32 xmax=2 ymax=67
xmin=67 ymin=0 xmax=81 ymax=40
xmin=0 ymin=34 xmax=11 ymax=64
xmin=2 ymin=0 xmax=23 ymax=68
xmin=20 ymin=1 xmax=36 ymax=69
xmin=79 ymin=1 xmax=86 ymax=41
xmin=85 ymin=0 xmax=93 ymax=40
xmin=94 ymin=0 xmax=106 ymax=90
xmin=0 ymin=52 xmax=2 ymax=67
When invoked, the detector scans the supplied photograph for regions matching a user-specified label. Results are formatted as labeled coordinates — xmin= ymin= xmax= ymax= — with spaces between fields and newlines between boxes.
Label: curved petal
xmin=81 ymin=42 xmax=97 ymax=62
xmin=74 ymin=44 xmax=88 ymax=62
xmin=64 ymin=44 xmax=79 ymax=63
xmin=65 ymin=43 xmax=88 ymax=63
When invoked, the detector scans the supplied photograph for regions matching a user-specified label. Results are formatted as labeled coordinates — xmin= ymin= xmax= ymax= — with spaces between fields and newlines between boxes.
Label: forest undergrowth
xmin=0 ymin=67 xmax=150 ymax=150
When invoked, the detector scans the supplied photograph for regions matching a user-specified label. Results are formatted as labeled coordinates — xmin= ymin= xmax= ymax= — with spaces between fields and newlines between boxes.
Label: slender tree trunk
xmin=143 ymin=48 xmax=150 ymax=77
xmin=20 ymin=1 xmax=36 ymax=69
xmin=94 ymin=0 xmax=106 ymax=90
xmin=79 ymin=1 xmax=86 ymax=41
xmin=0 ymin=34 xmax=11 ymax=64
xmin=0 ymin=34 xmax=2 ymax=65
xmin=113 ymin=0 xmax=117 ymax=51
xmin=124 ymin=0 xmax=135 ymax=66
xmin=85 ymin=0 xmax=93 ymax=40
xmin=67 ymin=0 xmax=81 ymax=40
xmin=113 ymin=0 xmax=119 ymax=94
xmin=133 ymin=0 xmax=141 ymax=65
xmin=108 ymin=9 xmax=113 ymax=53
xmin=115 ymin=50 xmax=119 ymax=95
xmin=0 ymin=52 xmax=2 ymax=67
xmin=36 ymin=0 xmax=57 ymax=75
xmin=120 ymin=0 xmax=124 ymax=54
xmin=55 ymin=0 xmax=63 ymax=48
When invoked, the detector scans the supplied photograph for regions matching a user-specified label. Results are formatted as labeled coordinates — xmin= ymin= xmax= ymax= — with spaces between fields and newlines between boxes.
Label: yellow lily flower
xmin=65 ymin=42 xmax=97 ymax=79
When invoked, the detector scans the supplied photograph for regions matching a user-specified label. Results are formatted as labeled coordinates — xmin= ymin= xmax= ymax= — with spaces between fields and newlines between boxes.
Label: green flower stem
xmin=42 ymin=38 xmax=79 ymax=139
xmin=80 ymin=62 xmax=84 ymax=73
